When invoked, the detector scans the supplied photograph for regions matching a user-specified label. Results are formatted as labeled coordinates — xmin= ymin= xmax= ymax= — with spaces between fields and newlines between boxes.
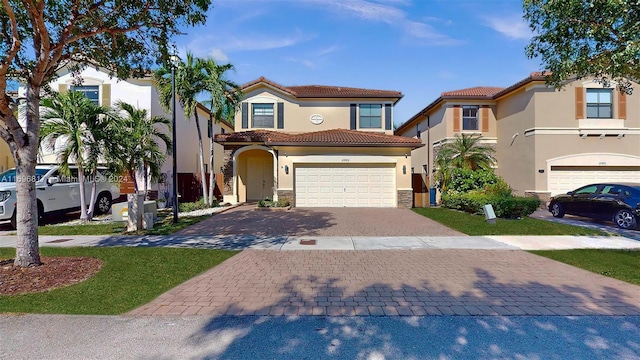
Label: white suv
xmin=0 ymin=165 xmax=121 ymax=228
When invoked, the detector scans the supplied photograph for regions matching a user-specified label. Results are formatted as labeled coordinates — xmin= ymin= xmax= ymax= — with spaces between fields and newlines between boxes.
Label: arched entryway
xmin=236 ymin=147 xmax=276 ymax=202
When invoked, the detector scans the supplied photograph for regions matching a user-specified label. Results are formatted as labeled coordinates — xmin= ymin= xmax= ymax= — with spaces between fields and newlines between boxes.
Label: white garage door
xmin=548 ymin=166 xmax=640 ymax=195
xmin=295 ymin=164 xmax=396 ymax=207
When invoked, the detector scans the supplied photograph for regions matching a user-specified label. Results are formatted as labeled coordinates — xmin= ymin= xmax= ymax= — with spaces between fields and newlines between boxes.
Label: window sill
xmin=578 ymin=118 xmax=624 ymax=129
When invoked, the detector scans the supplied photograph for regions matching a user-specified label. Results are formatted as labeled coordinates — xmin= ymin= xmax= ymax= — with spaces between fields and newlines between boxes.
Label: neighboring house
xmin=25 ymin=65 xmax=233 ymax=201
xmin=215 ymin=77 xmax=422 ymax=207
xmin=0 ymin=91 xmax=17 ymax=172
xmin=395 ymin=73 xmax=640 ymax=205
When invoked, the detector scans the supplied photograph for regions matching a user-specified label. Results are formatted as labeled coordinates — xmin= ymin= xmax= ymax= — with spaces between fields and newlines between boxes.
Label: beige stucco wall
xmin=495 ymin=78 xmax=640 ymax=195
xmin=0 ymin=139 xmax=14 ymax=172
xmin=495 ymin=88 xmax=537 ymax=194
xmin=235 ymin=86 xmax=396 ymax=135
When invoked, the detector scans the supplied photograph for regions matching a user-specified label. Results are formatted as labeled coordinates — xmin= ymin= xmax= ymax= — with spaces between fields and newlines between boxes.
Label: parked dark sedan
xmin=549 ymin=183 xmax=640 ymax=230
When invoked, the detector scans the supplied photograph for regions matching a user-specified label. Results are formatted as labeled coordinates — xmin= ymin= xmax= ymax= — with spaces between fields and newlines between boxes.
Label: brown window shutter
xmin=58 ymin=84 xmax=68 ymax=94
xmin=575 ymin=87 xmax=584 ymax=119
xmin=101 ymin=84 xmax=111 ymax=107
xmin=618 ymin=91 xmax=627 ymax=119
xmin=481 ymin=106 xmax=489 ymax=132
xmin=453 ymin=105 xmax=461 ymax=132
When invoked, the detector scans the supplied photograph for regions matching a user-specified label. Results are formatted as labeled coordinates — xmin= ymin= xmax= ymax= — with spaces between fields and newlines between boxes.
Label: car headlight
xmin=0 ymin=190 xmax=11 ymax=202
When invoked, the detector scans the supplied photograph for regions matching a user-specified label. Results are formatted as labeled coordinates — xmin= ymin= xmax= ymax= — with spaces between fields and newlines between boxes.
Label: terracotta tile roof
xmin=441 ymin=86 xmax=504 ymax=98
xmin=215 ymin=130 xmax=289 ymax=143
xmin=395 ymin=72 xmax=552 ymax=135
xmin=287 ymin=85 xmax=402 ymax=98
xmin=216 ymin=129 xmax=423 ymax=148
xmin=241 ymin=76 xmax=403 ymax=100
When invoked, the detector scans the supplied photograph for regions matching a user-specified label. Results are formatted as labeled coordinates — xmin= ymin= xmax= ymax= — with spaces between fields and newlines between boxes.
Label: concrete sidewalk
xmin=0 ymin=233 xmax=639 ymax=250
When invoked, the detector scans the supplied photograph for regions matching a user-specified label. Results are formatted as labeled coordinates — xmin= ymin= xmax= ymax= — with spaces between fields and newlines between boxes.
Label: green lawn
xmin=37 ymin=215 xmax=210 ymax=236
xmin=0 ymin=247 xmax=237 ymax=314
xmin=413 ymin=207 xmax=610 ymax=236
xmin=531 ymin=250 xmax=640 ymax=286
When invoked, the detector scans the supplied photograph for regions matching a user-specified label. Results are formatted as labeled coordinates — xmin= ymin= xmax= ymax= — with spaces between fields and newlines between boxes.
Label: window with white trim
xmin=586 ymin=88 xmax=613 ymax=118
xmin=462 ymin=106 xmax=478 ymax=131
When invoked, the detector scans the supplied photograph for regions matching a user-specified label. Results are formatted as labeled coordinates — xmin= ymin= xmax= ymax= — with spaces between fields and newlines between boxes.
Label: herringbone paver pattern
xmin=129 ymin=249 xmax=640 ymax=316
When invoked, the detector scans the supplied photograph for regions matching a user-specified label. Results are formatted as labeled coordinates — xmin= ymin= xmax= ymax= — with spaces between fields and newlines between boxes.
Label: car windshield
xmin=0 ymin=168 xmax=50 ymax=182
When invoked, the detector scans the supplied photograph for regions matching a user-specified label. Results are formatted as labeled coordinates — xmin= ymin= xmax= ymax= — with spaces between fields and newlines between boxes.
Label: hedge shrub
xmin=442 ymin=192 xmax=540 ymax=218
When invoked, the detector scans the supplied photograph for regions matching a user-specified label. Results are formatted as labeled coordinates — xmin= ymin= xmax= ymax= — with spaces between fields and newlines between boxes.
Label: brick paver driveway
xmin=130 ymin=249 xmax=640 ymax=317
xmin=176 ymin=205 xmax=464 ymax=236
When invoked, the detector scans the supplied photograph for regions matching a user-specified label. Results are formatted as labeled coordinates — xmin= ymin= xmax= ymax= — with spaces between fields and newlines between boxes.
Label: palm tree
xmin=200 ymin=59 xmax=243 ymax=206
xmin=39 ymin=91 xmax=115 ymax=222
xmin=153 ymin=52 xmax=209 ymax=204
xmin=111 ymin=101 xmax=172 ymax=197
xmin=434 ymin=133 xmax=496 ymax=191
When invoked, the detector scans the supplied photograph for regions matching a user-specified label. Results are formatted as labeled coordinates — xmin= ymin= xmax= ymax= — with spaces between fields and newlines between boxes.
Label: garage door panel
xmin=548 ymin=166 xmax=640 ymax=195
xmin=295 ymin=165 xmax=396 ymax=207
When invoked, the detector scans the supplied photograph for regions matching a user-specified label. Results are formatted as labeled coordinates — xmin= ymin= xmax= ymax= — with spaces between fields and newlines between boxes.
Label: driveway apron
xmin=129 ymin=249 xmax=640 ymax=317
xmin=174 ymin=205 xmax=464 ymax=237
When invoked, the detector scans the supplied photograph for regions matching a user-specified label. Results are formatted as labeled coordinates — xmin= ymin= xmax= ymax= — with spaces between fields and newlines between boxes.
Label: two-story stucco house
xmin=396 ymin=73 xmax=640 ymax=205
xmin=215 ymin=77 xmax=423 ymax=207
xmin=37 ymin=65 xmax=234 ymax=201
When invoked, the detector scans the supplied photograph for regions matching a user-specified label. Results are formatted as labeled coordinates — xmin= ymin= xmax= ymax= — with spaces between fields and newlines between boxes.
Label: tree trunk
xmin=78 ymin=169 xmax=88 ymax=223
xmin=143 ymin=164 xmax=149 ymax=200
xmin=208 ymin=118 xmax=215 ymax=206
xmin=86 ymin=169 xmax=98 ymax=220
xmin=193 ymin=111 xmax=208 ymax=204
xmin=14 ymin=84 xmax=42 ymax=267
xmin=129 ymin=169 xmax=139 ymax=194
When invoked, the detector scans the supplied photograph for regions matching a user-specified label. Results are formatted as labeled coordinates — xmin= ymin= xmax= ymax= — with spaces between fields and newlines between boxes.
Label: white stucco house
xmin=19 ymin=64 xmax=234 ymax=202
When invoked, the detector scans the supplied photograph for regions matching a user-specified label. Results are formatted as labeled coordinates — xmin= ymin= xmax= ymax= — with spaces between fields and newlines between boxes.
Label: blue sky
xmin=175 ymin=0 xmax=538 ymax=127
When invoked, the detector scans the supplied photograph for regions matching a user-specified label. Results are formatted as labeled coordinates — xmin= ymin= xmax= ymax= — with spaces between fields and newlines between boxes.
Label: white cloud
xmin=483 ymin=15 xmax=533 ymax=40
xmin=208 ymin=48 xmax=229 ymax=63
xmin=302 ymin=0 xmax=459 ymax=46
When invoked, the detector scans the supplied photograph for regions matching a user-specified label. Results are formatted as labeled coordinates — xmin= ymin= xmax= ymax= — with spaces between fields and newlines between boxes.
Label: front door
xmin=246 ymin=152 xmax=273 ymax=201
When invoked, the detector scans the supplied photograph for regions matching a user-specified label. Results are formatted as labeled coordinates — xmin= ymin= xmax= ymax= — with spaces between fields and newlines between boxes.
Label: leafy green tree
xmin=524 ymin=0 xmax=639 ymax=94
xmin=153 ymin=52 xmax=210 ymax=205
xmin=434 ymin=133 xmax=496 ymax=192
xmin=0 ymin=0 xmax=210 ymax=267
xmin=112 ymin=101 xmax=172 ymax=198
xmin=39 ymin=91 xmax=116 ymax=222
xmin=201 ymin=59 xmax=242 ymax=206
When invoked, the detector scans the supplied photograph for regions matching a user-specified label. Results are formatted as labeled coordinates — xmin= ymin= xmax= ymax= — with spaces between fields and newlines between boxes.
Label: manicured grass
xmin=531 ymin=250 xmax=640 ymax=286
xmin=36 ymin=215 xmax=210 ymax=236
xmin=0 ymin=247 xmax=237 ymax=314
xmin=413 ymin=207 xmax=610 ymax=236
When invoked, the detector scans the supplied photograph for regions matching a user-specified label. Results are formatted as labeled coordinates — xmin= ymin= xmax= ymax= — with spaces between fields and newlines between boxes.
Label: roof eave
xmin=267 ymin=142 xmax=424 ymax=149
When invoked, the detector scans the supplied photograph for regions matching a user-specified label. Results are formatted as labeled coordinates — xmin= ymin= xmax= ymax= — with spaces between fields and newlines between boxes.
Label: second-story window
xmin=71 ymin=85 xmax=99 ymax=105
xmin=462 ymin=106 xmax=479 ymax=131
xmin=359 ymin=104 xmax=382 ymax=128
xmin=252 ymin=103 xmax=274 ymax=128
xmin=586 ymin=89 xmax=612 ymax=118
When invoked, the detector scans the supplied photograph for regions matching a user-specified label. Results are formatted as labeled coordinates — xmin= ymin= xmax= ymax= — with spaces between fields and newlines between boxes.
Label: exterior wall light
xmin=402 ymin=165 xmax=406 ymax=174
xmin=284 ymin=165 xmax=289 ymax=174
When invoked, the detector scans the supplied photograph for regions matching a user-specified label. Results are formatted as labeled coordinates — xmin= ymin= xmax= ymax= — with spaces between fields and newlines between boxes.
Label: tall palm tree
xmin=201 ymin=59 xmax=243 ymax=206
xmin=111 ymin=101 xmax=172 ymax=197
xmin=39 ymin=91 xmax=115 ymax=222
xmin=434 ymin=133 xmax=496 ymax=191
xmin=153 ymin=52 xmax=209 ymax=204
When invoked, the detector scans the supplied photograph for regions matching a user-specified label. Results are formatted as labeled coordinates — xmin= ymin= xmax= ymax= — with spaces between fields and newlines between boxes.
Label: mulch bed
xmin=0 ymin=257 xmax=102 ymax=295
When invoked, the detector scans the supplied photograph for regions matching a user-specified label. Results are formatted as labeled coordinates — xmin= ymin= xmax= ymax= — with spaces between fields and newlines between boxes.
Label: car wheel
xmin=550 ymin=202 xmax=565 ymax=218
xmin=614 ymin=209 xmax=638 ymax=230
xmin=95 ymin=192 xmax=112 ymax=215
xmin=10 ymin=210 xmax=16 ymax=230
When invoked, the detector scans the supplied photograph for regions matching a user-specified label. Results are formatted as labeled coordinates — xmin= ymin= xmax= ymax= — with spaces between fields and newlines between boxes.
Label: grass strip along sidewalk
xmin=0 ymin=247 xmax=237 ymax=315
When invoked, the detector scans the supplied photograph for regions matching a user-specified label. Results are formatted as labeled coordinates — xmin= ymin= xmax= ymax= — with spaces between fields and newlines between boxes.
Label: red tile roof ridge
xmin=441 ymin=86 xmax=505 ymax=97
